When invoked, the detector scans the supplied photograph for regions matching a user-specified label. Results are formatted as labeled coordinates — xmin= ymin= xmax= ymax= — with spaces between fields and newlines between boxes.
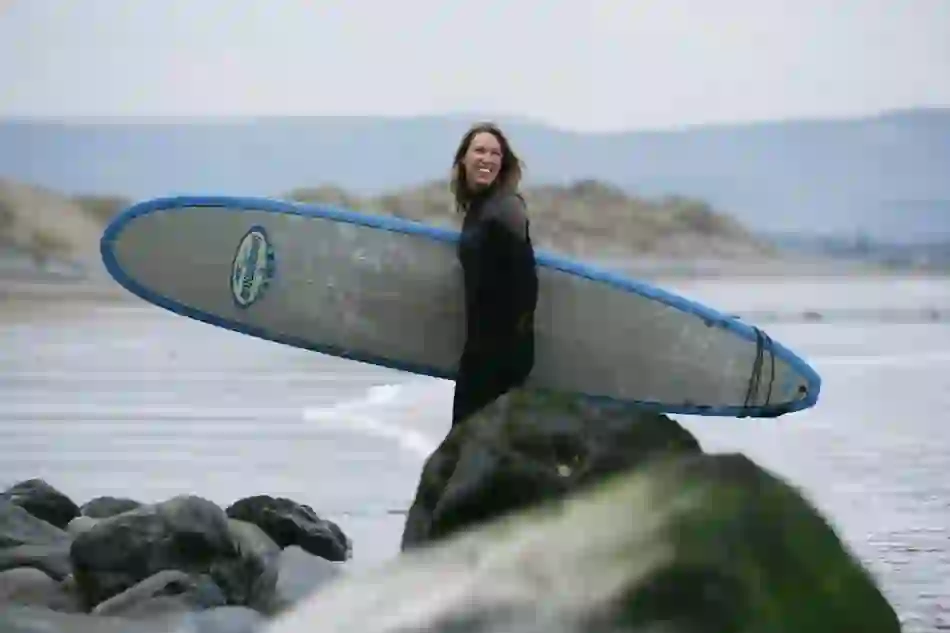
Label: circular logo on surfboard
xmin=230 ymin=226 xmax=275 ymax=309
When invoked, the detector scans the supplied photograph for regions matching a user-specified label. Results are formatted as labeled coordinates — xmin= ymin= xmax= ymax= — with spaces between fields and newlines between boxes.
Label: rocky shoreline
xmin=1 ymin=481 xmax=348 ymax=632
xmin=2 ymin=383 xmax=907 ymax=632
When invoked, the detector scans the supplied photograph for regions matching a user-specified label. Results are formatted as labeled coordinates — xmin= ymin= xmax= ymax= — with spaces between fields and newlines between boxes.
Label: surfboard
xmin=99 ymin=195 xmax=822 ymax=418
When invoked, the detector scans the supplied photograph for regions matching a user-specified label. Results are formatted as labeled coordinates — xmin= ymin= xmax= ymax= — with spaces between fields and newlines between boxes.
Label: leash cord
xmin=740 ymin=326 xmax=777 ymax=417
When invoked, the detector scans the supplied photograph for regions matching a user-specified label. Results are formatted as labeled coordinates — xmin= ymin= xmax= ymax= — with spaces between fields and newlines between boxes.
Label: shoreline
xmin=0 ymin=278 xmax=132 ymax=323
xmin=2 ymin=264 xmax=947 ymax=319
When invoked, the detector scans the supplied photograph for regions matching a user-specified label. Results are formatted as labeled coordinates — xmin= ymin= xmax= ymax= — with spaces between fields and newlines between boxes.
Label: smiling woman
xmin=447 ymin=122 xmax=539 ymax=427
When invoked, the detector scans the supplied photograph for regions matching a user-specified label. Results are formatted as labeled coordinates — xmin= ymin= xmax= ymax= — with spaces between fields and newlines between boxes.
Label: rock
xmin=79 ymin=496 xmax=142 ymax=518
xmin=69 ymin=494 xmax=274 ymax=611
xmin=1 ymin=498 xmax=71 ymax=549
xmin=0 ymin=603 xmax=263 ymax=633
xmin=216 ymin=518 xmax=280 ymax=613
xmin=1 ymin=480 xmax=80 ymax=530
xmin=0 ymin=543 xmax=73 ymax=581
xmin=170 ymin=606 xmax=267 ymax=633
xmin=91 ymin=569 xmax=226 ymax=618
xmin=268 ymin=452 xmax=901 ymax=633
xmin=272 ymin=546 xmax=344 ymax=612
xmin=402 ymin=387 xmax=702 ymax=549
xmin=0 ymin=500 xmax=73 ymax=580
xmin=0 ymin=568 xmax=82 ymax=612
xmin=0 ymin=605 xmax=200 ymax=633
xmin=65 ymin=515 xmax=101 ymax=538
xmin=225 ymin=494 xmax=351 ymax=562
xmin=0 ymin=606 xmax=149 ymax=633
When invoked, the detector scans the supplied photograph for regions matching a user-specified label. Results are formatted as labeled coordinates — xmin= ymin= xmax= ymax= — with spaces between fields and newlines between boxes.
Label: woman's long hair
xmin=449 ymin=122 xmax=524 ymax=212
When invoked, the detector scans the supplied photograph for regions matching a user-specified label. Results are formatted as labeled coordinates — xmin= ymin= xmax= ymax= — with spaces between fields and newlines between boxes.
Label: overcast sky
xmin=2 ymin=0 xmax=949 ymax=132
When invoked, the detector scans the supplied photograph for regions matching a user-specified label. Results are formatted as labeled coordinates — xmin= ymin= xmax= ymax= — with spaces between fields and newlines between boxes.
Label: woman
xmin=399 ymin=122 xmax=539 ymax=549
xmin=449 ymin=122 xmax=539 ymax=426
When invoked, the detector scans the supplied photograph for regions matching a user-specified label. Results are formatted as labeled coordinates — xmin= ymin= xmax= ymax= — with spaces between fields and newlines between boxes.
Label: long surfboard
xmin=100 ymin=196 xmax=821 ymax=418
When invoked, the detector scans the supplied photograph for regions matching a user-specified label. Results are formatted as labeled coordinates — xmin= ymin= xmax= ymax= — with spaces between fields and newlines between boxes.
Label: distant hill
xmin=3 ymin=108 xmax=948 ymax=242
xmin=765 ymin=232 xmax=950 ymax=272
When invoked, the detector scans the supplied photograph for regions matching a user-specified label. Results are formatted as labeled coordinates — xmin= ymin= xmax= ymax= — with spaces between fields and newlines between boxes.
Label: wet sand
xmin=3 ymin=274 xmax=949 ymax=631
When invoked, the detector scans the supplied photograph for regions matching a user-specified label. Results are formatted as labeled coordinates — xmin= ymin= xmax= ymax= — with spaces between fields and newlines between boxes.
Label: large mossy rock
xmin=402 ymin=387 xmax=703 ymax=549
xmin=271 ymin=451 xmax=901 ymax=633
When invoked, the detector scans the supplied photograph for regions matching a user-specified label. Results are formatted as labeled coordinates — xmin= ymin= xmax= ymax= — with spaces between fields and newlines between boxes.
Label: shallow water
xmin=2 ymin=275 xmax=949 ymax=631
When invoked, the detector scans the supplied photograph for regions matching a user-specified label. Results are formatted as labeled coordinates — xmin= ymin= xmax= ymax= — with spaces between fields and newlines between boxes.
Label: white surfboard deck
xmin=100 ymin=196 xmax=821 ymax=418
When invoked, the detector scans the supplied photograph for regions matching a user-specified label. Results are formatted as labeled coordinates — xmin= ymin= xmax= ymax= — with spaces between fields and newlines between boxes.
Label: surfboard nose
xmin=102 ymin=197 xmax=276 ymax=316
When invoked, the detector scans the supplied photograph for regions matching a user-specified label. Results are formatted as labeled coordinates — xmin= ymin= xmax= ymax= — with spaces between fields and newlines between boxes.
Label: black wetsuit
xmin=452 ymin=189 xmax=539 ymax=425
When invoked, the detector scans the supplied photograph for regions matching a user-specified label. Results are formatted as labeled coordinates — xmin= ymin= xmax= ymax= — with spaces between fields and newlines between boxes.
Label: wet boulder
xmin=0 ymin=568 xmax=81 ymax=612
xmin=69 ymin=495 xmax=278 ymax=611
xmin=0 ymin=500 xmax=73 ymax=580
xmin=1 ymin=479 xmax=79 ymax=530
xmin=0 ymin=543 xmax=73 ymax=582
xmin=217 ymin=518 xmax=281 ymax=613
xmin=270 ymin=452 xmax=902 ymax=633
xmin=0 ymin=499 xmax=70 ymax=549
xmin=225 ymin=495 xmax=351 ymax=562
xmin=79 ymin=496 xmax=142 ymax=519
xmin=90 ymin=569 xmax=227 ymax=618
xmin=402 ymin=387 xmax=703 ymax=549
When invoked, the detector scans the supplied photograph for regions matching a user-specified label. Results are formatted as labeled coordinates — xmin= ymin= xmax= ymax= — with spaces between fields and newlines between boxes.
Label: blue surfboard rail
xmin=100 ymin=195 xmax=822 ymax=418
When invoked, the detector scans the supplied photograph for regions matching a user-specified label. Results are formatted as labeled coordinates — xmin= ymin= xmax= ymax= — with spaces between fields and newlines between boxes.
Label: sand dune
xmin=0 ymin=178 xmax=117 ymax=271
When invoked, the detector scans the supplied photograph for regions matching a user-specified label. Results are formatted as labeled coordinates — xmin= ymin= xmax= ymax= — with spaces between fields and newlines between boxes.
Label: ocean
xmin=2 ymin=274 xmax=948 ymax=631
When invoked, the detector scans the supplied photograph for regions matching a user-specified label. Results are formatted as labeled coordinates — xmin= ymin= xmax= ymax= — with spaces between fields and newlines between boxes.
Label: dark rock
xmin=69 ymin=494 xmax=274 ymax=611
xmin=402 ymin=387 xmax=702 ymax=549
xmin=0 ymin=543 xmax=73 ymax=581
xmin=91 ymin=569 xmax=226 ymax=618
xmin=79 ymin=496 xmax=142 ymax=518
xmin=0 ymin=568 xmax=82 ymax=612
xmin=1 ymin=480 xmax=80 ymax=530
xmin=268 ymin=452 xmax=901 ymax=633
xmin=225 ymin=494 xmax=351 ymax=562
xmin=1 ymin=499 xmax=71 ymax=549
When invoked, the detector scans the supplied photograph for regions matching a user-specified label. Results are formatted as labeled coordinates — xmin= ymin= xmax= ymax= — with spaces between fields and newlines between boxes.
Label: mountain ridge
xmin=3 ymin=107 xmax=948 ymax=242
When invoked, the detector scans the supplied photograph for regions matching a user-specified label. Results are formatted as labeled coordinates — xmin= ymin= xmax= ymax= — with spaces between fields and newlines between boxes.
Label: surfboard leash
xmin=740 ymin=325 xmax=777 ymax=418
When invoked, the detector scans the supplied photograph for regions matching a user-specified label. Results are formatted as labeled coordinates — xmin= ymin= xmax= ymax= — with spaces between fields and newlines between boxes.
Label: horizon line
xmin=1 ymin=104 xmax=948 ymax=135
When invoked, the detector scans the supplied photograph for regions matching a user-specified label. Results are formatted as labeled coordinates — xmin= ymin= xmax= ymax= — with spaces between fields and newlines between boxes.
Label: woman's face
xmin=462 ymin=131 xmax=503 ymax=190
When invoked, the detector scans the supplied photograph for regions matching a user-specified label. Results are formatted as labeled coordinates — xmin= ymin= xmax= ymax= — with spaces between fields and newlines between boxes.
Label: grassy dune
xmin=0 ymin=176 xmax=774 ymax=266
xmin=0 ymin=179 xmax=126 ymax=266
xmin=286 ymin=179 xmax=775 ymax=260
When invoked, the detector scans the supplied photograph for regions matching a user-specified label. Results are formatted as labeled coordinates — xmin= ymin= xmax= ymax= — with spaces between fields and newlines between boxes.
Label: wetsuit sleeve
xmin=482 ymin=193 xmax=528 ymax=241
xmin=470 ymin=194 xmax=535 ymax=342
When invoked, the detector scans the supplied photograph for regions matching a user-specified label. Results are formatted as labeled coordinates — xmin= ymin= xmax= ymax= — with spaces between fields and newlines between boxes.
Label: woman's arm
xmin=470 ymin=193 xmax=536 ymax=340
xmin=481 ymin=193 xmax=528 ymax=241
